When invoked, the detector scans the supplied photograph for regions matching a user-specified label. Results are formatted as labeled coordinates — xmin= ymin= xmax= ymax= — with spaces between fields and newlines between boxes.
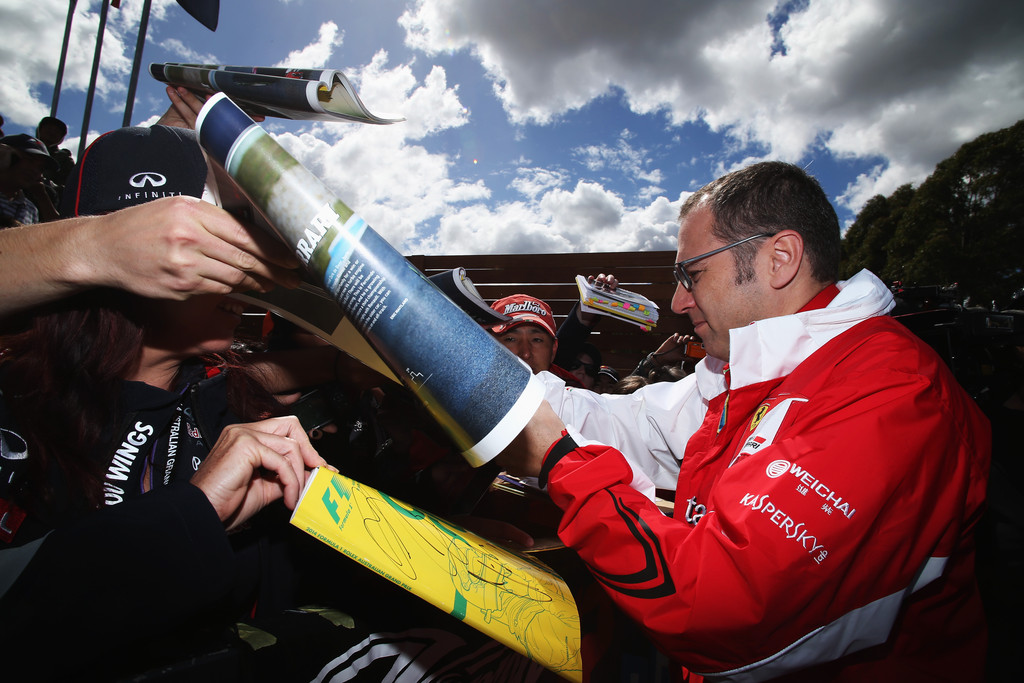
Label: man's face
xmin=12 ymin=155 xmax=46 ymax=188
xmin=671 ymin=206 xmax=765 ymax=361
xmin=569 ymin=352 xmax=597 ymax=389
xmin=495 ymin=323 xmax=558 ymax=374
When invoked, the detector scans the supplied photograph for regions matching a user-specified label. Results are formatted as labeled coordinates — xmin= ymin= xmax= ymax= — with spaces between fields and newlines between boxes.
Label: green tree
xmin=840 ymin=184 xmax=915 ymax=280
xmin=841 ymin=119 xmax=1024 ymax=307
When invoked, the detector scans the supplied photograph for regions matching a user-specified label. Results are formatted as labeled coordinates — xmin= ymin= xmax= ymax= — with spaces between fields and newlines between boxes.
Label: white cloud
xmin=510 ymin=167 xmax=569 ymax=199
xmin=400 ymin=0 xmax=1024 ymax=213
xmin=0 ymin=1 xmax=131 ymax=125
xmin=0 ymin=0 xmax=191 ymax=128
xmin=7 ymin=1 xmax=1020 ymax=258
xmin=273 ymin=21 xmax=343 ymax=68
xmin=263 ymin=50 xmax=687 ymax=258
xmin=573 ymin=132 xmax=664 ymax=186
xmin=271 ymin=54 xmax=481 ymax=252
xmin=158 ymin=38 xmax=217 ymax=64
xmin=413 ymin=178 xmax=682 ymax=256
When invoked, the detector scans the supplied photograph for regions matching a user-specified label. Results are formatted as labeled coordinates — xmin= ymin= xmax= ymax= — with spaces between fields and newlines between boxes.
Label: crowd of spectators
xmin=487 ymin=278 xmax=703 ymax=396
xmin=0 ymin=114 xmax=75 ymax=227
xmin=0 ymin=93 xmax=557 ymax=680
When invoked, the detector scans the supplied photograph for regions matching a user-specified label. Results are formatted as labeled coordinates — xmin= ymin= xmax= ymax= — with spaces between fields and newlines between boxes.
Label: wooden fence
xmin=240 ymin=251 xmax=691 ymax=378
xmin=407 ymin=251 xmax=692 ymax=377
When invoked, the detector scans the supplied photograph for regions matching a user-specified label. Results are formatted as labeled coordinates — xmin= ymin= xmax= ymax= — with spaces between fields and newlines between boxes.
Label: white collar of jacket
xmin=694 ymin=269 xmax=895 ymax=400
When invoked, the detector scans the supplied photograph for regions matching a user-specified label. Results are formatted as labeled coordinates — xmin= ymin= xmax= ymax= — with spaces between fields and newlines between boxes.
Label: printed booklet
xmin=230 ymin=269 xmax=510 ymax=384
xmin=575 ymin=274 xmax=659 ymax=331
xmin=151 ymin=63 xmax=404 ymax=123
xmin=291 ymin=467 xmax=582 ymax=681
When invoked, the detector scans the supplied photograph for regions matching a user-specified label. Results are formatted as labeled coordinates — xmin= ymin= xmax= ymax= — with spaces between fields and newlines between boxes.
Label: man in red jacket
xmin=500 ymin=161 xmax=991 ymax=681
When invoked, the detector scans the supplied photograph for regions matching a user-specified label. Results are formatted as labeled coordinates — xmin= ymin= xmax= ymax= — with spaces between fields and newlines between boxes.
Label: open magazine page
xmin=196 ymin=93 xmax=542 ymax=466
xmin=428 ymin=267 xmax=512 ymax=326
xmin=150 ymin=63 xmax=404 ymax=123
xmin=291 ymin=467 xmax=583 ymax=681
xmin=231 ymin=284 xmax=401 ymax=385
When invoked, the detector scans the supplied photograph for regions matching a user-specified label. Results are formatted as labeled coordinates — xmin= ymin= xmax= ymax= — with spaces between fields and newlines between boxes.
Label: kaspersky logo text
xmin=740 ymin=492 xmax=829 ymax=565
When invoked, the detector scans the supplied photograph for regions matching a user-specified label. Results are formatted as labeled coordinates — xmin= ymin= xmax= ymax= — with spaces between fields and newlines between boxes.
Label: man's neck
xmin=797 ymin=282 xmax=840 ymax=313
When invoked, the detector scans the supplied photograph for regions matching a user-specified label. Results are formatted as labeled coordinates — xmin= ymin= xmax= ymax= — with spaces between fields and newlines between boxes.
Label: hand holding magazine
xmin=575 ymin=274 xmax=659 ymax=331
xmin=151 ymin=63 xmax=404 ymax=123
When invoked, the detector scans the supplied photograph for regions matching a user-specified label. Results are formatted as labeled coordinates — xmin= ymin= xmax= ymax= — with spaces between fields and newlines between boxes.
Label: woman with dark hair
xmin=0 ymin=123 xmax=330 ymax=680
xmin=1 ymin=286 xmax=294 ymax=520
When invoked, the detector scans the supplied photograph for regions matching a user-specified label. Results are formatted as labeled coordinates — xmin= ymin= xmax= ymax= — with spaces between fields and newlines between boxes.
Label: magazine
xmin=231 ymin=283 xmax=400 ymax=385
xmin=231 ymin=267 xmax=509 ymax=383
xmin=150 ymin=63 xmax=404 ymax=124
xmin=427 ymin=267 xmax=512 ymax=326
xmin=291 ymin=467 xmax=582 ymax=681
xmin=575 ymin=274 xmax=659 ymax=331
xmin=195 ymin=93 xmax=542 ymax=467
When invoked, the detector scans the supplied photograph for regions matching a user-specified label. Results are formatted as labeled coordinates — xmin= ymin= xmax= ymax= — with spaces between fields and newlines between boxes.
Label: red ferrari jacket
xmin=541 ymin=273 xmax=991 ymax=681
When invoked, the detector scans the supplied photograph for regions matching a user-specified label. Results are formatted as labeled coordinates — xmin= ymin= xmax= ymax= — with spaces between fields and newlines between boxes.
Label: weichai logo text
xmin=766 ymin=459 xmax=856 ymax=519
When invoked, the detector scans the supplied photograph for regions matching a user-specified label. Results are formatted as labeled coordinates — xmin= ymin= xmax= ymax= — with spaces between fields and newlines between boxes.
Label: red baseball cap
xmin=490 ymin=294 xmax=557 ymax=337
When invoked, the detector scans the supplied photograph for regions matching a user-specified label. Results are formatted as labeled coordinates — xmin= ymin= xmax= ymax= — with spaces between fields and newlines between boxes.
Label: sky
xmin=2 ymin=0 xmax=1023 ymax=256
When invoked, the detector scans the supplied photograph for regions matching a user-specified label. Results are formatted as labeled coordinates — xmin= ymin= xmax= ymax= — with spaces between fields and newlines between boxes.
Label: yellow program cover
xmin=290 ymin=467 xmax=583 ymax=682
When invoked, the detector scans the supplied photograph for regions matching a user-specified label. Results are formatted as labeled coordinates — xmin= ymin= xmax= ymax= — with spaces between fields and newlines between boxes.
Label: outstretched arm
xmin=156 ymin=85 xmax=266 ymax=129
xmin=0 ymin=196 xmax=301 ymax=321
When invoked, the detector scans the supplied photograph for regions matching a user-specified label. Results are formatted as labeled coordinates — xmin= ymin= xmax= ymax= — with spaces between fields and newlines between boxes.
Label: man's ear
xmin=766 ymin=230 xmax=803 ymax=289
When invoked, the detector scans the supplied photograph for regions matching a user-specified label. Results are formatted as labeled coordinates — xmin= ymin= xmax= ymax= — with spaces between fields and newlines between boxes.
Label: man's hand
xmin=0 ymin=198 xmax=301 ymax=320
xmin=191 ymin=416 xmax=328 ymax=531
xmin=496 ymin=400 xmax=567 ymax=478
xmin=155 ymin=86 xmax=207 ymax=130
xmin=77 ymin=195 xmax=301 ymax=299
xmin=157 ymin=85 xmax=266 ymax=130
xmin=578 ymin=272 xmax=619 ymax=326
xmin=652 ymin=333 xmax=701 ymax=365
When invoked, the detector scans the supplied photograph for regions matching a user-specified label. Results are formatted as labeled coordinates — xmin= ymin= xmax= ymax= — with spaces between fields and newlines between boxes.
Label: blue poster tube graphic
xmin=196 ymin=93 xmax=542 ymax=465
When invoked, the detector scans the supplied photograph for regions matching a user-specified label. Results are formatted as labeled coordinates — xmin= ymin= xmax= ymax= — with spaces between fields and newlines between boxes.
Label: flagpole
xmin=50 ymin=0 xmax=79 ymax=118
xmin=78 ymin=0 xmax=112 ymax=159
xmin=122 ymin=0 xmax=153 ymax=127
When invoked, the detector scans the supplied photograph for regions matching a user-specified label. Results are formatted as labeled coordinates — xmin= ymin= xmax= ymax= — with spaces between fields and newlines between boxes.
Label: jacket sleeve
xmin=553 ymin=302 xmax=592 ymax=368
xmin=0 ymin=483 xmax=240 ymax=675
xmin=545 ymin=360 xmax=990 ymax=678
xmin=539 ymin=369 xmax=704 ymax=492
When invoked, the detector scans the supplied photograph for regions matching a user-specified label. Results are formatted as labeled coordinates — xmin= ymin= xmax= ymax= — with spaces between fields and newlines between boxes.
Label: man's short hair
xmin=36 ymin=116 xmax=68 ymax=139
xmin=679 ymin=161 xmax=841 ymax=284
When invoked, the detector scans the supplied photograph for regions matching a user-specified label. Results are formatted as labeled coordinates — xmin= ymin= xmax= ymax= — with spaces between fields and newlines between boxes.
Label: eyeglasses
xmin=673 ymin=233 xmax=772 ymax=291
